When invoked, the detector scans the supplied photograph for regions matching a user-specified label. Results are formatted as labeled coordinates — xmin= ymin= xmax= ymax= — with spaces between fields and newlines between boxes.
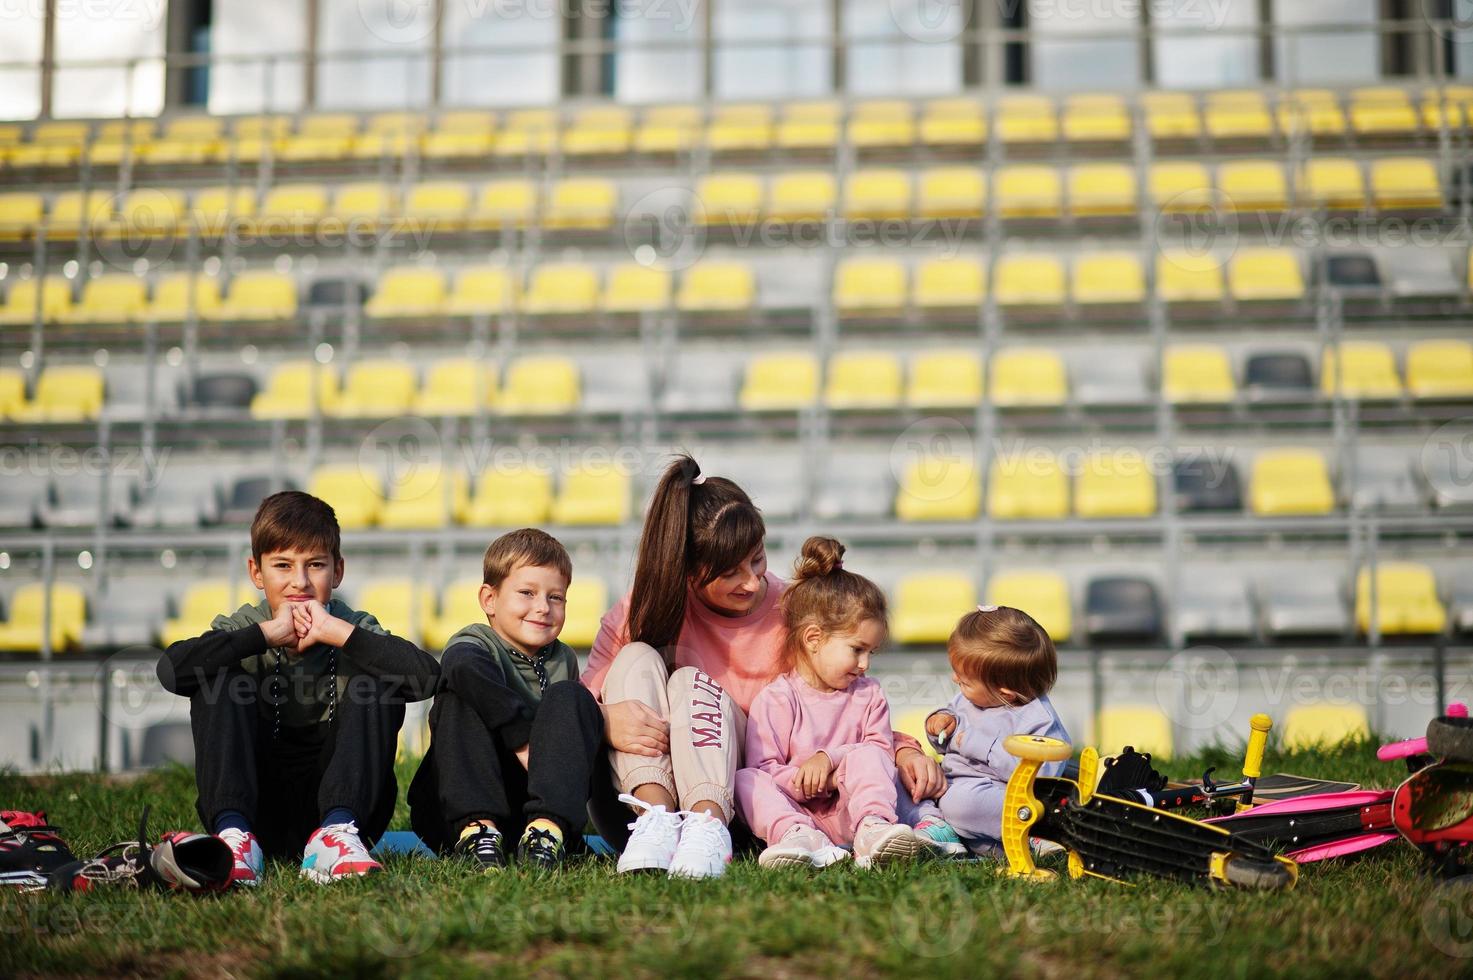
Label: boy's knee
xmin=670 ymin=666 xmax=728 ymax=704
xmin=542 ymin=678 xmax=598 ymax=715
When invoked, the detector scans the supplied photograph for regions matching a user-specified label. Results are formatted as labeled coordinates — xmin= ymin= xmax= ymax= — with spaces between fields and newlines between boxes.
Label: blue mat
xmin=372 ymin=830 xmax=615 ymax=858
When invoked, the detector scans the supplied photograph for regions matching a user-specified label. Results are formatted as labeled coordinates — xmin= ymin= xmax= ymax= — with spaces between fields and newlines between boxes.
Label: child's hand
xmin=262 ymin=601 xmax=299 ymax=648
xmin=926 ymin=711 xmax=957 ymax=741
xmin=293 ymin=599 xmax=352 ymax=653
xmin=794 ymin=752 xmax=833 ymax=799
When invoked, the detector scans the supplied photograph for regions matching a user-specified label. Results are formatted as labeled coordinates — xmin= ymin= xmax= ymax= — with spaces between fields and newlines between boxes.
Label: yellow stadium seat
xmin=988 ymin=453 xmax=1068 ymax=520
xmin=1062 ymin=94 xmax=1130 ymax=142
xmin=189 ymin=186 xmax=255 ymax=237
xmin=990 ymin=348 xmax=1066 ymax=406
xmin=493 ymin=109 xmax=558 ymax=157
xmin=892 ymin=573 xmax=976 ymax=645
xmin=280 ymin=113 xmax=358 ymax=161
xmin=252 ymin=183 xmax=327 ymax=234
xmin=0 ymin=583 xmax=86 ymax=652
xmin=995 ymin=165 xmax=1061 ymax=219
xmin=11 ymin=365 xmax=104 ymax=422
xmin=469 ymin=179 xmax=536 ymax=230
xmin=64 ymin=274 xmax=147 ymax=324
xmin=848 ymin=100 xmax=915 ymax=148
xmin=332 ymin=183 xmax=397 ymax=226
xmin=695 ymin=173 xmax=763 ymax=226
xmin=523 ymin=263 xmax=599 ymax=315
xmin=1073 ymin=253 xmax=1144 ymax=306
xmin=226 ymin=113 xmax=291 ymax=157
xmin=825 ymin=351 xmax=902 ymax=409
xmin=1276 ymin=89 xmax=1346 ymax=136
xmin=1218 ymin=160 xmax=1288 ymax=211
xmin=0 ymin=276 xmax=71 ymax=325
xmin=1068 ymin=164 xmax=1135 ymax=217
xmin=1156 ymin=252 xmax=1225 ymax=304
xmin=424 ymin=578 xmax=486 ymax=651
xmin=0 ymin=368 xmax=24 ymax=419
xmin=401 ymin=181 xmax=470 ymax=232
xmin=1204 ymin=90 xmax=1274 ymax=140
xmin=635 ymin=105 xmax=701 ymax=154
xmin=563 ymin=106 xmax=633 ymax=156
xmin=1282 ymin=704 xmax=1369 ymax=751
xmin=1406 ymin=340 xmax=1473 ymax=398
xmin=1300 ymin=158 xmax=1366 ymax=210
xmin=551 ymin=465 xmax=632 ymax=525
xmin=1421 ymin=84 xmax=1473 ymax=129
xmin=603 ymin=264 xmax=671 ymax=313
xmin=1163 ymin=344 xmax=1236 ymax=403
xmin=500 ymin=357 xmax=580 ymax=414
xmin=250 ymin=362 xmax=340 ymax=420
xmin=987 ymin=571 xmax=1071 ymax=642
xmin=906 ymin=351 xmax=983 ymax=408
xmin=843 ymin=168 xmax=911 ymax=219
xmin=1370 ymin=158 xmax=1443 ymax=209
xmin=914 ymin=257 xmax=985 ymax=309
xmin=1142 ymin=90 xmax=1201 ymax=139
xmin=1229 ymin=248 xmax=1304 ymax=302
xmin=769 ymin=171 xmax=835 ymax=221
xmin=676 ymin=261 xmax=754 ymax=312
xmin=413 ymin=359 xmax=497 ymax=416
xmin=331 ymin=359 xmax=418 ymax=418
xmin=464 ymin=466 xmax=554 ymax=526
xmin=137 ymin=273 xmax=222 ymax=322
xmin=106 ymin=188 xmax=185 ymax=239
xmin=352 ymin=112 xmax=423 ymax=159
xmin=46 ymin=190 xmax=113 ymax=239
xmin=740 ymin=353 xmax=819 ymax=411
xmin=706 ymin=104 xmax=772 ymax=153
xmin=1356 ymin=562 xmax=1446 ymax=635
xmin=1321 ymin=342 xmax=1403 ymax=399
xmin=546 ymin=178 xmax=616 ymax=229
xmin=1249 ymin=449 xmax=1335 ymax=516
xmin=10 ymin=121 xmax=88 ymax=167
xmin=562 ymin=578 xmax=609 ymax=648
xmin=445 ymin=266 xmax=516 ymax=316
xmin=379 ymin=464 xmax=469 ymax=530
xmin=776 ymin=100 xmax=839 ymax=149
xmin=0 ymin=192 xmax=44 ymax=239
xmin=366 ymin=267 xmax=446 ymax=319
xmin=355 ymin=579 xmax=434 ymax=644
xmin=919 ymin=98 xmax=985 ymax=146
xmin=160 ymin=581 xmax=253 ymax=649
xmin=834 ymin=257 xmax=906 ymax=312
xmin=215 ymin=271 xmax=297 ymax=321
xmin=1349 ymin=87 xmax=1418 ymax=135
xmin=424 ymin=111 xmax=495 ymax=159
xmin=993 ymin=254 xmax=1065 ymax=307
xmin=1095 ymin=706 xmax=1173 ymax=759
xmin=917 ymin=167 xmax=985 ymax=219
xmin=307 ymin=464 xmax=382 ymax=530
xmin=143 ymin=116 xmax=223 ymax=164
xmin=1075 ymin=451 xmax=1157 ymax=518
xmin=1149 ymin=161 xmax=1213 ymax=212
xmin=996 ymin=94 xmax=1057 ymax=143
xmin=895 ymin=456 xmax=981 ymax=521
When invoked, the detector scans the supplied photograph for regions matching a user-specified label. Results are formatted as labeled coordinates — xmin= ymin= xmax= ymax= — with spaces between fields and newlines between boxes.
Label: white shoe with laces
xmin=215 ymin=827 xmax=264 ymax=887
xmin=616 ymin=793 xmax=683 ymax=874
xmin=668 ymin=809 xmax=732 ymax=879
xmin=758 ymin=825 xmax=850 ymax=870
xmin=299 ymin=821 xmax=382 ymax=884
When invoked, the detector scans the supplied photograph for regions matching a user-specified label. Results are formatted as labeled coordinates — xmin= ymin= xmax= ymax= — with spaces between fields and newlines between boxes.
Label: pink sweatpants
xmin=735 ymin=743 xmax=899 ymax=846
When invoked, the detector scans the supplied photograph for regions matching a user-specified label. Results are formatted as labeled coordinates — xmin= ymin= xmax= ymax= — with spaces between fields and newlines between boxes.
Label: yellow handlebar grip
xmin=1242 ymin=713 xmax=1272 ymax=781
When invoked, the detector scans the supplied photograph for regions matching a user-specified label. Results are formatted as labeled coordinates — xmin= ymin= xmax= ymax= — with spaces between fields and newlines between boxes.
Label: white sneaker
xmin=616 ymin=793 xmax=683 ymax=874
xmin=668 ymin=810 xmax=732 ymax=879
xmin=852 ymin=819 xmax=926 ymax=869
xmin=299 ymin=821 xmax=382 ymax=884
xmin=216 ymin=827 xmax=264 ymax=887
xmin=758 ymin=825 xmax=850 ymax=870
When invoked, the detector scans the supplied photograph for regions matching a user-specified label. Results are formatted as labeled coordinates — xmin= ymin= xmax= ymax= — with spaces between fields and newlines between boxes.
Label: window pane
xmin=845 ymin=0 xmax=961 ymax=96
xmin=53 ymin=2 xmax=166 ymax=117
xmin=317 ymin=2 xmax=433 ymax=109
xmin=615 ymin=5 xmax=702 ymax=103
xmin=442 ymin=4 xmax=558 ymax=107
xmin=0 ymin=9 xmax=43 ymax=120
xmin=1031 ymin=5 xmax=1137 ymax=90
xmin=211 ymin=0 xmax=307 ymax=114
xmin=1452 ymin=0 xmax=1473 ymax=79
xmin=1274 ymin=0 xmax=1377 ymax=84
xmin=715 ymin=0 xmax=830 ymax=100
xmin=1154 ymin=1 xmax=1258 ymax=89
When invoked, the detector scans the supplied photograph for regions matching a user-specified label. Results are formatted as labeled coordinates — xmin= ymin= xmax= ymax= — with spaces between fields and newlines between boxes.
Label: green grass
xmin=1 ymin=742 xmax=1464 ymax=979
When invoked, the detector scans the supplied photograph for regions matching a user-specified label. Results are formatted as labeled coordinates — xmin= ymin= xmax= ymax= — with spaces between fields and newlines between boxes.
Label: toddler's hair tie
xmin=692 ymin=474 xmax=706 ymax=485
xmin=976 ymin=604 xmax=999 ymax=613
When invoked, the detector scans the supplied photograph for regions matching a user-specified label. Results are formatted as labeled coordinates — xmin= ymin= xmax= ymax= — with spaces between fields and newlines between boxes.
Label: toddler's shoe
xmin=852 ymin=818 xmax=925 ymax=869
xmin=914 ymin=818 xmax=968 ymax=858
xmin=758 ymin=825 xmax=850 ymax=869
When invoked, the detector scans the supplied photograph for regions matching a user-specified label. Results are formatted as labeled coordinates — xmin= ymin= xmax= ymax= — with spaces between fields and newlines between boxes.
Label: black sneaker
xmin=453 ymin=823 xmax=507 ymax=871
xmin=0 ymin=810 xmax=76 ymax=889
xmin=518 ymin=825 xmax=565 ymax=870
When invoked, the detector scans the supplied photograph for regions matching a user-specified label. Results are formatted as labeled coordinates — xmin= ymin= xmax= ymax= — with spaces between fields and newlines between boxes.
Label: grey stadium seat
xmin=306 ymin=278 xmax=370 ymax=309
xmin=1176 ymin=573 xmax=1255 ymax=640
xmin=813 ymin=451 xmax=894 ymax=520
xmin=703 ymin=448 xmax=803 ymax=520
xmin=1347 ymin=450 xmax=1425 ymax=512
xmin=138 ymin=722 xmax=195 ymax=768
xmin=103 ymin=362 xmax=181 ymax=422
xmin=188 ymin=372 xmax=259 ymax=411
xmin=582 ymin=354 xmax=653 ymax=415
xmin=1451 ymin=582 xmax=1473 ymax=635
xmin=1172 ymin=455 xmax=1243 ymax=512
xmin=1084 ymin=576 xmax=1162 ymax=643
xmin=1322 ymin=253 xmax=1381 ymax=289
xmin=1384 ymin=247 xmax=1461 ymax=299
xmin=1074 ymin=354 xmax=1148 ymax=406
xmin=133 ymin=468 xmax=223 ymax=528
xmin=81 ymin=583 xmax=167 ymax=650
xmin=1243 ymin=351 xmax=1313 ymax=399
xmin=221 ymin=474 xmax=291 ymax=525
xmin=1258 ymin=575 xmax=1348 ymax=638
xmin=38 ymin=475 xmax=137 ymax=528
xmin=661 ymin=355 xmax=739 ymax=414
xmin=0 ymin=473 xmax=47 ymax=528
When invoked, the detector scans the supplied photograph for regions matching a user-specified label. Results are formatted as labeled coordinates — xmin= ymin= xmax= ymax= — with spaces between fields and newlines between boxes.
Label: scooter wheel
xmin=1427 ymin=716 xmax=1473 ymax=763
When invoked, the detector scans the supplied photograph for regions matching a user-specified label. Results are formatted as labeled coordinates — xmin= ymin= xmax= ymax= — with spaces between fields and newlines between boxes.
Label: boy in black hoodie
xmin=157 ymin=490 xmax=440 ymax=885
xmin=408 ymin=528 xmax=603 ymax=870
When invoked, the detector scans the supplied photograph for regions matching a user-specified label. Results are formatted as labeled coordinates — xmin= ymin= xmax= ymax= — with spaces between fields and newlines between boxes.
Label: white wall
xmin=209 ymin=0 xmax=307 ymax=114
xmin=51 ymin=0 xmax=167 ymax=117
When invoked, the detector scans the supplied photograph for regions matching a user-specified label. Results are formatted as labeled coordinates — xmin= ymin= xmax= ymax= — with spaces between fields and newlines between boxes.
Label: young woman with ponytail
xmin=580 ymin=455 xmax=945 ymax=878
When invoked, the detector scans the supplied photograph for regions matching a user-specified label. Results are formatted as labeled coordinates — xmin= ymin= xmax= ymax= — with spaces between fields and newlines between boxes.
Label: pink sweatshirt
xmin=743 ymin=672 xmax=895 ymax=792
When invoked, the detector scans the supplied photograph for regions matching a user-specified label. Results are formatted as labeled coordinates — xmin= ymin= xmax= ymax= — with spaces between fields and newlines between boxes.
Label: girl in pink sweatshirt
xmin=735 ymin=537 xmax=928 ymax=869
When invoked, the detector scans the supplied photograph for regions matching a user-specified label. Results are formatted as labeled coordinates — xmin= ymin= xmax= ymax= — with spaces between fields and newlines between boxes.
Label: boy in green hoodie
xmin=408 ymin=527 xmax=604 ymax=870
xmin=157 ymin=490 xmax=440 ymax=885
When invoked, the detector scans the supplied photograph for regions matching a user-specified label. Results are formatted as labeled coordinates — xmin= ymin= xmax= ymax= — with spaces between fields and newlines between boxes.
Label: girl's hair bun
xmin=791 ymin=536 xmax=846 ymax=583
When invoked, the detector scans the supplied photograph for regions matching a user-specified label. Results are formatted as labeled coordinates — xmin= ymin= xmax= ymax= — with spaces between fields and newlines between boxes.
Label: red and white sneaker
xmin=215 ymin=828 xmax=264 ymax=887
xmin=300 ymin=821 xmax=381 ymax=884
